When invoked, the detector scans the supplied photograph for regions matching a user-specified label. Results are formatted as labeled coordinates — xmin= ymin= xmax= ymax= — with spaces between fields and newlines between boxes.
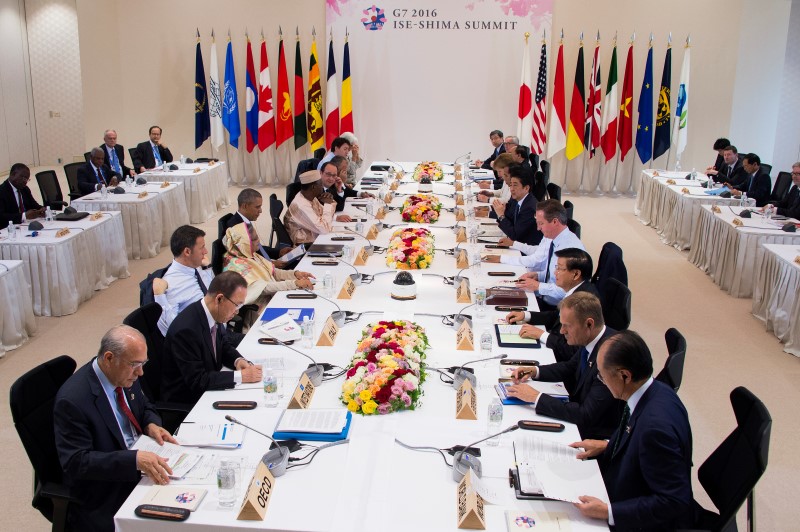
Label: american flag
xmin=531 ymin=42 xmax=547 ymax=155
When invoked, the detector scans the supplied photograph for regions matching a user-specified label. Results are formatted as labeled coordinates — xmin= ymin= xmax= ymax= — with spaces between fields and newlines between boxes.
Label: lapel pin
xmin=625 ymin=425 xmax=631 ymax=433
xmin=130 ymin=392 xmax=135 ymax=401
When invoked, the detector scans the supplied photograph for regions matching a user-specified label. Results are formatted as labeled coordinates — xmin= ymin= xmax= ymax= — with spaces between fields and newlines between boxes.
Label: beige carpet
xmin=1 ymin=186 xmax=796 ymax=530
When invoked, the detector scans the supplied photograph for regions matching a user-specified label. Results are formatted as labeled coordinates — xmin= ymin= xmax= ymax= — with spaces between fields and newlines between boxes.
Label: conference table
xmin=115 ymin=162 xmax=609 ymax=531
xmin=688 ymin=205 xmax=800 ymax=298
xmin=141 ymin=161 xmax=229 ymax=223
xmin=71 ymin=182 xmax=189 ymax=259
xmin=752 ymin=243 xmax=800 ymax=357
xmin=0 ymin=260 xmax=36 ymax=357
xmin=0 ymin=212 xmax=129 ymax=316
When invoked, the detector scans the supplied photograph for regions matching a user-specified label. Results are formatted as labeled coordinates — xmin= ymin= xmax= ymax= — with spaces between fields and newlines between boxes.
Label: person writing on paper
xmin=53 ymin=325 xmax=177 ymax=532
xmin=569 ymin=330 xmax=693 ymax=530
xmin=284 ymin=167 xmax=337 ymax=244
xmin=161 ymin=271 xmax=263 ymax=406
xmin=0 ymin=163 xmax=45 ymax=228
xmin=506 ymin=293 xmax=621 ymax=440
xmin=222 ymin=222 xmax=315 ymax=304
xmin=762 ymin=162 xmax=800 ymax=219
xmin=704 ymin=137 xmax=730 ymax=176
xmin=708 ymin=145 xmax=745 ymax=186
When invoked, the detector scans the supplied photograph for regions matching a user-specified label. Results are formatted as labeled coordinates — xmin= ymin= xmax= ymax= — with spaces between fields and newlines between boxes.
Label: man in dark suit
xmin=726 ymin=153 xmax=771 ymax=207
xmin=0 ymin=163 xmax=44 ymax=228
xmin=53 ymin=325 xmax=176 ymax=532
xmin=571 ymin=330 xmax=693 ymax=530
xmin=132 ymin=125 xmax=173 ymax=173
xmin=507 ymin=292 xmax=621 ymax=440
xmin=77 ymin=147 xmax=120 ymax=195
xmin=101 ymin=129 xmax=134 ymax=178
xmin=161 ymin=271 xmax=262 ymax=406
xmin=226 ymin=188 xmax=293 ymax=263
xmin=493 ymin=167 xmax=542 ymax=246
xmin=765 ymin=162 xmax=800 ymax=219
xmin=709 ymin=145 xmax=746 ymax=186
xmin=473 ymin=129 xmax=505 ymax=169
xmin=705 ymin=137 xmax=730 ymax=175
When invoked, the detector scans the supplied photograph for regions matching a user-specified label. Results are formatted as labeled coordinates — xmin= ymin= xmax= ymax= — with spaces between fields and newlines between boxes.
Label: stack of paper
xmin=273 ymin=409 xmax=352 ymax=442
xmin=176 ymin=422 xmax=246 ymax=449
xmin=259 ymin=312 xmax=302 ymax=342
xmin=132 ymin=436 xmax=204 ymax=479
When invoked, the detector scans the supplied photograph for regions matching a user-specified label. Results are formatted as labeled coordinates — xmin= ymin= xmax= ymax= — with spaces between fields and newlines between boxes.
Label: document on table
xmin=281 ymin=243 xmax=306 ymax=262
xmin=275 ymin=408 xmax=349 ymax=434
xmin=131 ymin=436 xmax=204 ymax=479
xmin=176 ymin=422 xmax=245 ymax=448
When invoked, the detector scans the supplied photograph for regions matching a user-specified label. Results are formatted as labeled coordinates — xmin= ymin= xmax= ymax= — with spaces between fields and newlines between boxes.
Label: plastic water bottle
xmin=7 ymin=221 xmax=16 ymax=240
xmin=125 ymin=175 xmax=132 ymax=188
xmin=301 ymin=315 xmax=314 ymax=349
xmin=480 ymin=328 xmax=492 ymax=356
xmin=45 ymin=206 xmax=53 ymax=221
xmin=217 ymin=460 xmax=237 ymax=507
xmin=691 ymin=168 xmax=697 ymax=180
xmin=674 ymin=160 xmax=682 ymax=172
xmin=475 ymin=286 xmax=487 ymax=318
xmin=162 ymin=161 xmax=168 ymax=172
xmin=263 ymin=368 xmax=278 ymax=407
xmin=741 ymin=192 xmax=748 ymax=208
xmin=472 ymin=250 xmax=482 ymax=275
xmin=487 ymin=398 xmax=503 ymax=446
xmin=764 ymin=204 xmax=774 ymax=221
xmin=322 ymin=270 xmax=335 ymax=297
xmin=708 ymin=175 xmax=715 ymax=189
xmin=180 ymin=154 xmax=186 ymax=165
xmin=101 ymin=184 xmax=108 ymax=198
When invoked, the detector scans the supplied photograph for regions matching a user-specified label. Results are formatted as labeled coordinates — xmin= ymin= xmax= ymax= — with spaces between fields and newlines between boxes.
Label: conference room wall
xmin=71 ymin=0 xmax=790 ymax=178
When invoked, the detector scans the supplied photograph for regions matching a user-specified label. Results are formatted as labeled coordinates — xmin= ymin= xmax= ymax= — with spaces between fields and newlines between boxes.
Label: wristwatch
xmin=497 ymin=215 xmax=506 ymax=222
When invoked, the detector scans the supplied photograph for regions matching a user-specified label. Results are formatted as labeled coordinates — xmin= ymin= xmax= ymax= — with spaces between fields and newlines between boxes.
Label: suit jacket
xmin=161 ymin=299 xmax=242 ymax=405
xmin=76 ymin=162 xmax=120 ymax=195
xmin=712 ymin=156 xmax=744 ymax=184
xmin=225 ymin=212 xmax=280 ymax=260
xmin=324 ymin=185 xmax=358 ymax=212
xmin=529 ymin=281 xmax=600 ymax=332
xmin=599 ymin=380 xmax=694 ymax=531
xmin=776 ymin=185 xmax=800 ymax=219
xmin=100 ymin=143 xmax=132 ymax=177
xmin=132 ymin=141 xmax=173 ymax=171
xmin=498 ymin=194 xmax=542 ymax=246
xmin=481 ymin=144 xmax=505 ymax=170
xmin=0 ymin=179 xmax=42 ymax=226
xmin=742 ymin=170 xmax=771 ymax=207
xmin=535 ymin=327 xmax=621 ymax=439
xmin=53 ymin=361 xmax=160 ymax=532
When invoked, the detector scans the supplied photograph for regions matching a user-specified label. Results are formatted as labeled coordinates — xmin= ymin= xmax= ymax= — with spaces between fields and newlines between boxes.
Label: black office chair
xmin=759 ymin=163 xmax=772 ymax=177
xmin=656 ymin=328 xmax=687 ymax=392
xmin=770 ymin=171 xmax=792 ymax=203
xmin=540 ymin=160 xmax=551 ymax=187
xmin=285 ymin=182 xmax=301 ymax=208
xmin=599 ymin=277 xmax=631 ymax=330
xmin=528 ymin=153 xmax=540 ymax=172
xmin=82 ymin=151 xmax=91 ymax=163
xmin=294 ymin=158 xmax=321 ymax=182
xmin=35 ymin=171 xmax=68 ymax=210
xmin=566 ymin=218 xmax=581 ymax=239
xmin=563 ymin=200 xmax=574 ymax=220
xmin=218 ymin=212 xmax=235 ymax=241
xmin=546 ymin=182 xmax=561 ymax=201
xmin=592 ymin=242 xmax=628 ymax=292
xmin=128 ymin=148 xmax=137 ymax=166
xmin=10 ymin=355 xmax=80 ymax=532
xmin=62 ymin=162 xmax=84 ymax=201
xmin=269 ymin=193 xmax=286 ymax=246
xmin=211 ymin=238 xmax=226 ymax=276
xmin=691 ymin=387 xmax=772 ymax=532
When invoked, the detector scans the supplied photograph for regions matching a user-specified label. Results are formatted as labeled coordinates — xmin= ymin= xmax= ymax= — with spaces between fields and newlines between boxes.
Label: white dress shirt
xmin=155 ymin=260 xmax=214 ymax=335
xmin=199 ymin=298 xmax=243 ymax=384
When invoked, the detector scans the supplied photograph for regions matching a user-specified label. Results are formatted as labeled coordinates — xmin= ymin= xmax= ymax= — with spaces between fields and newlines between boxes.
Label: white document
xmin=176 ymin=422 xmax=245 ymax=448
xmin=276 ymin=408 xmax=349 ymax=434
xmin=519 ymin=435 xmax=580 ymax=463
xmin=259 ymin=313 xmax=302 ymax=342
xmin=531 ymin=459 xmax=607 ymax=504
xmin=468 ymin=470 xmax=504 ymax=505
xmin=131 ymin=436 xmax=204 ymax=479
xmin=281 ymin=244 xmax=306 ymax=262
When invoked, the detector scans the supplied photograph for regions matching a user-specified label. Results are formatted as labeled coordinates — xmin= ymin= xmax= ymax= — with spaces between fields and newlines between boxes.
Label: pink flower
xmin=401 ymin=394 xmax=411 ymax=406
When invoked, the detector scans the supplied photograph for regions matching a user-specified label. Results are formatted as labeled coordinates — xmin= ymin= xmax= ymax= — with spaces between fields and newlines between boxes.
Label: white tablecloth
xmin=0 ymin=212 xmax=129 ymax=316
xmin=0 ymin=260 xmax=36 ymax=357
xmin=752 ymin=244 xmax=800 ymax=357
xmin=687 ymin=205 xmax=800 ymax=298
xmin=71 ymin=183 xmax=189 ymax=259
xmin=141 ymin=162 xmax=229 ymax=223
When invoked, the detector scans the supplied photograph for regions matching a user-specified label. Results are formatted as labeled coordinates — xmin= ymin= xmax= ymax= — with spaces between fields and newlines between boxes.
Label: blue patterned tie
xmin=152 ymin=144 xmax=162 ymax=165
xmin=109 ymin=148 xmax=121 ymax=174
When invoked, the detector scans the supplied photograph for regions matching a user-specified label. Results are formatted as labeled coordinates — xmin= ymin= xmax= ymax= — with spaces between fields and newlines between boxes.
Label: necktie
xmin=544 ymin=241 xmax=555 ymax=282
xmin=194 ymin=269 xmax=208 ymax=295
xmin=611 ymin=404 xmax=631 ymax=457
xmin=95 ymin=166 xmax=104 ymax=185
xmin=727 ymin=166 xmax=732 ymax=179
xmin=747 ymin=174 xmax=755 ymax=193
xmin=17 ymin=189 xmax=24 ymax=213
xmin=210 ymin=323 xmax=218 ymax=361
xmin=577 ymin=347 xmax=590 ymax=379
xmin=152 ymin=144 xmax=162 ymax=165
xmin=109 ymin=148 xmax=121 ymax=174
xmin=114 ymin=387 xmax=142 ymax=435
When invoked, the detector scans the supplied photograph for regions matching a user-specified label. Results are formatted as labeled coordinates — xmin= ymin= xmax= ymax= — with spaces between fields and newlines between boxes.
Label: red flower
xmin=374 ymin=383 xmax=394 ymax=403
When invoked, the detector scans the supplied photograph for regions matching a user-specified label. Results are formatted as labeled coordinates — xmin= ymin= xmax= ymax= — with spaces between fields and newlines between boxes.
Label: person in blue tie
xmin=77 ymin=147 xmax=120 ymax=195
xmin=100 ymin=129 xmax=134 ymax=178
xmin=506 ymin=292 xmax=621 ymax=440
xmin=132 ymin=125 xmax=173 ymax=173
xmin=725 ymin=153 xmax=772 ymax=207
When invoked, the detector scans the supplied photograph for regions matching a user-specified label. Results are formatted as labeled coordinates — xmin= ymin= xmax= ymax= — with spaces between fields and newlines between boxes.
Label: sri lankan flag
xmin=307 ymin=38 xmax=324 ymax=150
xmin=340 ymin=38 xmax=354 ymax=134
xmin=565 ymin=42 xmax=585 ymax=160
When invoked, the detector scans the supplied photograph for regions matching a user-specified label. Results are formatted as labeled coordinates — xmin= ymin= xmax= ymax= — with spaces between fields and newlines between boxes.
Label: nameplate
xmin=454 ymin=163 xmax=463 ymax=173
xmin=456 ymin=278 xmax=471 ymax=303
xmin=652 ymin=170 xmax=660 ymax=177
xmin=366 ymin=224 xmax=380 ymax=240
xmin=89 ymin=212 xmax=103 ymax=221
xmin=474 ymin=206 xmax=490 ymax=218
xmin=456 ymin=249 xmax=469 ymax=269
xmin=396 ymin=170 xmax=405 ymax=179
xmin=455 ymin=193 xmax=465 ymax=206
xmin=794 ymin=256 xmax=800 ymax=266
xmin=383 ymin=192 xmax=393 ymax=204
xmin=390 ymin=181 xmax=399 ymax=191
xmin=55 ymin=228 xmax=70 ymax=238
xmin=681 ymin=187 xmax=690 ymax=194
xmin=375 ymin=206 xmax=386 ymax=220
xmin=161 ymin=180 xmax=170 ymax=188
xmin=455 ymin=227 xmax=467 ymax=243
xmin=353 ymin=246 xmax=369 ymax=266
xmin=137 ymin=191 xmax=149 ymax=198
xmin=666 ymin=179 xmax=676 ymax=185
xmin=455 ymin=181 xmax=464 ymax=192
xmin=455 ymin=208 xmax=466 ymax=221
xmin=316 ymin=316 xmax=339 ymax=347
xmin=456 ymin=379 xmax=478 ymax=420
xmin=207 ymin=160 xmax=216 ymax=166
xmin=337 ymin=275 xmax=357 ymax=299
xmin=456 ymin=469 xmax=485 ymax=529
xmin=287 ymin=373 xmax=315 ymax=409
xmin=193 ymin=167 xmax=202 ymax=173
xmin=237 ymin=460 xmax=276 ymax=521
xmin=711 ymin=205 xmax=721 ymax=213
xmin=456 ymin=318 xmax=474 ymax=351
xmin=732 ymin=217 xmax=743 ymax=227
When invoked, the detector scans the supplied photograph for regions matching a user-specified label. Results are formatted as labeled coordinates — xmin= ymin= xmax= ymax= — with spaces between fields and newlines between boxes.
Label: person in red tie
xmin=76 ymin=147 xmax=120 ymax=196
xmin=53 ymin=325 xmax=177 ymax=532
xmin=0 ymin=163 xmax=44 ymax=229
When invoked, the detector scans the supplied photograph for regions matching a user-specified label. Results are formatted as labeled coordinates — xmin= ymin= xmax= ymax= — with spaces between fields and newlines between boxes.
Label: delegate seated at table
xmin=492 ymin=167 xmax=542 ymax=246
xmin=476 ymin=152 xmax=513 ymax=204
xmin=100 ymin=128 xmax=135 ymax=178
xmin=763 ymin=162 xmax=800 ymax=219
xmin=473 ymin=129 xmax=505 ymax=169
xmin=132 ymin=125 xmax=173 ymax=173
xmin=284 ymin=167 xmax=337 ymax=245
xmin=0 ymin=163 xmax=44 ymax=228
xmin=324 ymin=155 xmax=373 ymax=221
xmin=77 ymin=147 xmax=120 ymax=195
xmin=340 ymin=132 xmax=363 ymax=186
xmin=227 ymin=188 xmax=295 ymax=265
xmin=707 ymin=145 xmax=745 ymax=186
xmin=724 ymin=153 xmax=771 ymax=207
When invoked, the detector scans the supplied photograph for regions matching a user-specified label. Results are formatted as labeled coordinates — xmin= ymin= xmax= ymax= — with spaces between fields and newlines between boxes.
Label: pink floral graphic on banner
xmin=327 ymin=0 xmax=346 ymax=17
xmin=465 ymin=0 xmax=549 ymax=24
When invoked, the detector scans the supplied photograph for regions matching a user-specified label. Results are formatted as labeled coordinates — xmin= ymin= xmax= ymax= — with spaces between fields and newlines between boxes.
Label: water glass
xmin=217 ymin=460 xmax=237 ymax=507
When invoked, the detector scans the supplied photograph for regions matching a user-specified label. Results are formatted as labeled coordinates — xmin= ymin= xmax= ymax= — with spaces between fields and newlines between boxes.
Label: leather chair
xmin=599 ymin=277 xmax=631 ymax=330
xmin=566 ymin=218 xmax=581 ymax=239
xmin=270 ymin=194 xmax=293 ymax=247
xmin=539 ymin=160 xmax=551 ymax=187
xmin=592 ymin=242 xmax=628 ymax=292
xmin=770 ymin=171 xmax=792 ymax=203
xmin=563 ymin=200 xmax=574 ymax=220
xmin=62 ymin=162 xmax=84 ymax=201
xmin=269 ymin=193 xmax=286 ymax=246
xmin=546 ymin=182 xmax=561 ymax=201
xmin=35 ymin=170 xmax=68 ymax=210
xmin=285 ymin=182 xmax=301 ymax=208
xmin=218 ymin=212 xmax=234 ymax=241
xmin=656 ymin=328 xmax=687 ymax=392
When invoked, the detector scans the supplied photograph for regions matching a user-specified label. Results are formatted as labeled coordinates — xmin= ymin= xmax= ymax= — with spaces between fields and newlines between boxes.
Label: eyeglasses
xmin=553 ymin=265 xmax=570 ymax=272
xmin=597 ymin=367 xmax=622 ymax=384
xmin=122 ymin=358 xmax=148 ymax=369
xmin=792 ymin=171 xmax=800 ymax=176
xmin=322 ymin=171 xmax=338 ymax=178
xmin=223 ymin=293 xmax=244 ymax=310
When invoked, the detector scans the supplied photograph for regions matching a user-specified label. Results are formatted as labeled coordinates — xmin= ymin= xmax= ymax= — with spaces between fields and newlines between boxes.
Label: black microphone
xmin=224 ymin=415 xmax=290 ymax=477
xmin=451 ymin=354 xmax=508 ymax=389
xmin=258 ymin=331 xmax=325 ymax=387
xmin=452 ymin=424 xmax=519 ymax=482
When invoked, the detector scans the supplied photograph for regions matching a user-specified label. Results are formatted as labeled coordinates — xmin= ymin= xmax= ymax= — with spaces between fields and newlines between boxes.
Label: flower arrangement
xmin=401 ymin=194 xmax=442 ymax=224
xmin=386 ymin=227 xmax=435 ymax=269
xmin=413 ymin=161 xmax=444 ymax=181
xmin=341 ymin=320 xmax=428 ymax=415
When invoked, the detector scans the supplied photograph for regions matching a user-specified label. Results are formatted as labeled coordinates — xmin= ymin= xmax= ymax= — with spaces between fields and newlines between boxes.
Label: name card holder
xmin=454 ymin=163 xmax=463 ymax=172
xmin=383 ymin=192 xmax=394 ymax=204
xmin=456 ymin=227 xmax=467 ymax=243
xmin=794 ymin=256 xmax=800 ymax=266
xmin=711 ymin=205 xmax=721 ymax=213
xmin=390 ymin=181 xmax=399 ymax=191
xmin=456 ymin=379 xmax=478 ymax=420
xmin=456 ymin=319 xmax=474 ymax=351
xmin=455 ymin=181 xmax=464 ymax=192
xmin=316 ymin=316 xmax=340 ymax=346
xmin=237 ymin=461 xmax=276 ymax=520
xmin=455 ymin=193 xmax=465 ymax=206
xmin=366 ymin=224 xmax=380 ymax=240
xmin=455 ymin=208 xmax=466 ymax=221
xmin=137 ymin=191 xmax=149 ymax=198
xmin=456 ymin=278 xmax=471 ymax=303
xmin=337 ymin=275 xmax=357 ymax=299
xmin=732 ymin=218 xmax=743 ymax=227
xmin=193 ymin=167 xmax=203 ymax=173
xmin=666 ymin=179 xmax=676 ymax=185
xmin=161 ymin=181 xmax=170 ymax=188
xmin=456 ymin=249 xmax=469 ymax=269
xmin=681 ymin=188 xmax=690 ymax=194
xmin=652 ymin=170 xmax=660 ymax=177
xmin=353 ymin=246 xmax=370 ymax=266
xmin=89 ymin=212 xmax=103 ymax=221
xmin=207 ymin=160 xmax=216 ymax=166
xmin=456 ymin=469 xmax=486 ymax=529
xmin=474 ymin=206 xmax=490 ymax=218
xmin=55 ymin=228 xmax=71 ymax=238
xmin=287 ymin=373 xmax=315 ymax=409
xmin=375 ymin=206 xmax=386 ymax=220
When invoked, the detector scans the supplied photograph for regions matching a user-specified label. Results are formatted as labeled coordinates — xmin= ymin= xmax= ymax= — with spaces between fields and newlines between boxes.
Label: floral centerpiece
xmin=401 ymin=194 xmax=441 ymax=224
xmin=386 ymin=227 xmax=435 ymax=269
xmin=412 ymin=161 xmax=444 ymax=181
xmin=341 ymin=320 xmax=428 ymax=415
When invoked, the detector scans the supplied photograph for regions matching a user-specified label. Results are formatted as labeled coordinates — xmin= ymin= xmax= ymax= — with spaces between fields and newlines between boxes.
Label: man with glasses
xmin=324 ymin=155 xmax=373 ymax=218
xmin=0 ymin=163 xmax=44 ymax=229
xmin=54 ymin=325 xmax=177 ymax=532
xmin=763 ymin=162 xmax=800 ymax=219
xmin=161 ymin=271 xmax=262 ymax=406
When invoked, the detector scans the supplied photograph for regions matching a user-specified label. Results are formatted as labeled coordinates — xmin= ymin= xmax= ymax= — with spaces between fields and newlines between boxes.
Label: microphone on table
xmin=450 ymin=354 xmax=508 ymax=389
xmin=452 ymin=424 xmax=519 ymax=482
xmin=337 ymin=226 xmax=380 ymax=255
xmin=258 ymin=331 xmax=326 ymax=387
xmin=326 ymin=252 xmax=369 ymax=285
xmin=442 ymin=302 xmax=476 ymax=331
xmin=301 ymin=288 xmax=351 ymax=328
xmin=384 ymin=158 xmax=404 ymax=172
xmin=453 ymin=151 xmax=472 ymax=167
xmin=224 ymin=415 xmax=290 ymax=477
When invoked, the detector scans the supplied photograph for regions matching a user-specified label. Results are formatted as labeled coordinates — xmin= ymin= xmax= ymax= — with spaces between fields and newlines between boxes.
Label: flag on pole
xmin=565 ymin=39 xmax=585 ymax=161
xmin=257 ymin=35 xmax=276 ymax=151
xmin=672 ymin=41 xmax=690 ymax=158
xmin=531 ymin=38 xmax=547 ymax=155
xmin=244 ymin=36 xmax=259 ymax=152
xmin=618 ymin=41 xmax=634 ymax=162
xmin=325 ymin=36 xmax=340 ymax=148
xmin=340 ymin=35 xmax=354 ymax=134
xmin=653 ymin=44 xmax=672 ymax=160
xmin=275 ymin=31 xmax=294 ymax=147
xmin=308 ymin=36 xmax=324 ymax=150
xmin=585 ymin=36 xmax=602 ymax=157
xmin=293 ymin=32 xmax=308 ymax=150
xmin=222 ymin=37 xmax=241 ymax=149
xmin=546 ymin=36 xmax=566 ymax=159
xmin=194 ymin=30 xmax=211 ymax=149
xmin=600 ymin=41 xmax=618 ymax=162
xmin=517 ymin=35 xmax=533 ymax=149
xmin=635 ymin=43 xmax=654 ymax=164
xmin=208 ymin=32 xmax=224 ymax=149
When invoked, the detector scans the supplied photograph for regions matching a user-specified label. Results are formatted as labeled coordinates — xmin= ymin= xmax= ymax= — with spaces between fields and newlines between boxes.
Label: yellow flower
xmin=419 ymin=260 xmax=427 ymax=268
xmin=362 ymin=400 xmax=378 ymax=414
xmin=347 ymin=400 xmax=359 ymax=412
xmin=359 ymin=389 xmax=372 ymax=402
